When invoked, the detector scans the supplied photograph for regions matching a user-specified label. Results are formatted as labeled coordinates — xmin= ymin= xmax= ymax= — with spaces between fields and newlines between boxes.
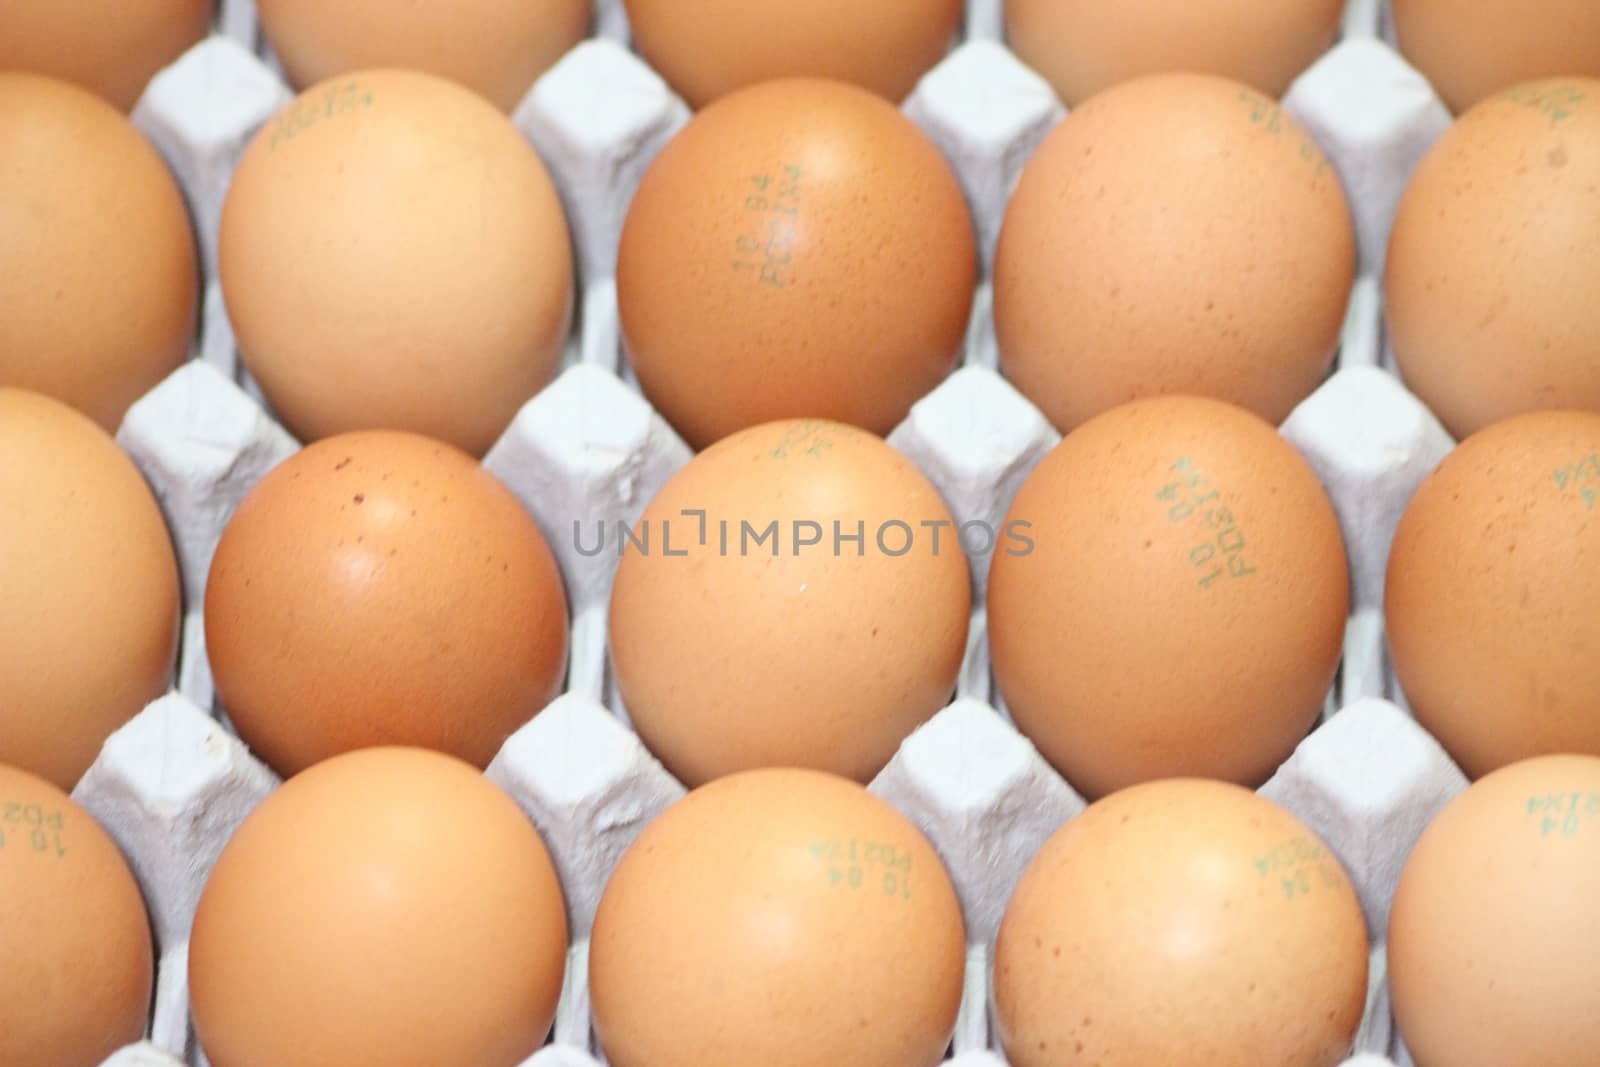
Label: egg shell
xmin=254 ymin=0 xmax=592 ymax=112
xmin=995 ymin=779 xmax=1369 ymax=1067
xmin=1005 ymin=0 xmax=1344 ymax=106
xmin=994 ymin=73 xmax=1356 ymax=433
xmin=0 ymin=763 xmax=154 ymax=1067
xmin=1387 ymin=754 xmax=1600 ymax=1067
xmin=1385 ymin=410 xmax=1600 ymax=778
xmin=189 ymin=747 xmax=568 ymax=1067
xmin=1384 ymin=79 xmax=1600 ymax=438
xmin=617 ymin=77 xmax=977 ymax=450
xmin=219 ymin=68 xmax=574 ymax=456
xmin=0 ymin=74 xmax=198 ymax=431
xmin=0 ymin=389 xmax=181 ymax=790
xmin=1390 ymin=0 xmax=1600 ymax=114
xmin=0 ymin=0 xmax=212 ymax=111
xmin=589 ymin=768 xmax=966 ymax=1067
xmin=204 ymin=431 xmax=569 ymax=776
xmin=622 ymin=0 xmax=963 ymax=108
xmin=608 ymin=419 xmax=971 ymax=786
xmin=988 ymin=396 xmax=1350 ymax=799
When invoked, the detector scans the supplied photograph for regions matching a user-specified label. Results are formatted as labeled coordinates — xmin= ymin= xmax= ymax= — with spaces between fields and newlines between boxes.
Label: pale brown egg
xmin=255 ymin=0 xmax=590 ymax=112
xmin=220 ymin=69 xmax=573 ymax=457
xmin=0 ymin=74 xmax=198 ymax=431
xmin=590 ymin=768 xmax=965 ymax=1067
xmin=617 ymin=78 xmax=976 ymax=450
xmin=996 ymin=779 xmax=1369 ymax=1067
xmin=1385 ymin=411 xmax=1600 ymax=778
xmin=0 ymin=763 xmax=154 ymax=1067
xmin=190 ymin=747 xmax=568 ymax=1067
xmin=204 ymin=431 xmax=569 ymax=776
xmin=995 ymin=73 xmax=1355 ymax=434
xmin=609 ymin=419 xmax=969 ymax=786
xmin=988 ymin=397 xmax=1349 ymax=799
xmin=0 ymin=389 xmax=180 ymax=790
xmin=1389 ymin=754 xmax=1600 ymax=1067
xmin=0 ymin=0 xmax=211 ymax=111
xmin=1392 ymin=0 xmax=1600 ymax=113
xmin=623 ymin=0 xmax=962 ymax=108
xmin=1385 ymin=79 xmax=1600 ymax=438
xmin=1006 ymin=0 xmax=1343 ymax=106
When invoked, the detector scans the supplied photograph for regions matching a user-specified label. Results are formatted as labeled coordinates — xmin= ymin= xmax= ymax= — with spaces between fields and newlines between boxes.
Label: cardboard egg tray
xmin=71 ymin=0 xmax=1481 ymax=1063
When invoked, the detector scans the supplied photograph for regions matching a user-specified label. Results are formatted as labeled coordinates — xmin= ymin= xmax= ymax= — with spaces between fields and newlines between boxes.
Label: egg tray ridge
xmin=74 ymin=2 xmax=1469 ymax=1064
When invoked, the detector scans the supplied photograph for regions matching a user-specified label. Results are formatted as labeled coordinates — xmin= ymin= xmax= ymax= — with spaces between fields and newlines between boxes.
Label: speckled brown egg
xmin=0 ymin=0 xmax=212 ymax=111
xmin=995 ymin=73 xmax=1355 ymax=434
xmin=220 ymin=69 xmax=573 ymax=456
xmin=623 ymin=0 xmax=962 ymax=108
xmin=0 ymin=389 xmax=180 ymax=790
xmin=987 ymin=396 xmax=1349 ymax=799
xmin=1392 ymin=0 xmax=1600 ymax=113
xmin=0 ymin=763 xmax=154 ymax=1067
xmin=995 ymin=779 xmax=1369 ymax=1067
xmin=255 ymin=0 xmax=591 ymax=111
xmin=1385 ymin=411 xmax=1600 ymax=778
xmin=204 ymin=432 xmax=568 ymax=776
xmin=590 ymin=768 xmax=965 ymax=1067
xmin=1385 ymin=79 xmax=1600 ymax=438
xmin=1006 ymin=0 xmax=1344 ymax=106
xmin=190 ymin=747 xmax=568 ymax=1067
xmin=0 ymin=73 xmax=198 ymax=431
xmin=608 ymin=419 xmax=969 ymax=786
xmin=1388 ymin=754 xmax=1600 ymax=1067
xmin=617 ymin=78 xmax=976 ymax=450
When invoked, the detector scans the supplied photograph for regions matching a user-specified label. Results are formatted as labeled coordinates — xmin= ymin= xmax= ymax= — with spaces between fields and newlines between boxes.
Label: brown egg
xmin=0 ymin=764 xmax=154 ymax=1067
xmin=1389 ymin=754 xmax=1600 ymax=1067
xmin=204 ymin=431 xmax=568 ymax=776
xmin=609 ymin=419 xmax=970 ymax=786
xmin=0 ymin=389 xmax=180 ymax=789
xmin=1392 ymin=0 xmax=1600 ymax=113
xmin=590 ymin=768 xmax=965 ymax=1067
xmin=0 ymin=0 xmax=211 ymax=111
xmin=988 ymin=397 xmax=1348 ymax=799
xmin=255 ymin=0 xmax=590 ymax=112
xmin=1385 ymin=411 xmax=1600 ymax=778
xmin=1385 ymin=79 xmax=1600 ymax=438
xmin=995 ymin=779 xmax=1369 ymax=1067
xmin=220 ymin=70 xmax=573 ymax=456
xmin=190 ymin=747 xmax=567 ymax=1067
xmin=623 ymin=0 xmax=962 ymax=108
xmin=1006 ymin=0 xmax=1343 ymax=106
xmin=617 ymin=78 xmax=975 ymax=450
xmin=0 ymin=74 xmax=198 ymax=431
xmin=995 ymin=73 xmax=1355 ymax=434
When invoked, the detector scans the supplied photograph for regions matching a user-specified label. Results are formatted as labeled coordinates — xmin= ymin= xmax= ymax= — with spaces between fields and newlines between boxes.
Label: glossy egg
xmin=0 ymin=0 xmax=212 ymax=110
xmin=220 ymin=69 xmax=573 ymax=456
xmin=204 ymin=431 xmax=569 ymax=776
xmin=0 ymin=389 xmax=180 ymax=790
xmin=190 ymin=747 xmax=568 ymax=1067
xmin=996 ymin=74 xmax=1355 ymax=434
xmin=255 ymin=0 xmax=591 ymax=111
xmin=623 ymin=0 xmax=962 ymax=107
xmin=996 ymin=779 xmax=1369 ymax=1067
xmin=1386 ymin=79 xmax=1600 ymax=438
xmin=0 ymin=763 xmax=154 ymax=1067
xmin=1392 ymin=0 xmax=1600 ymax=113
xmin=617 ymin=78 xmax=976 ymax=450
xmin=0 ymin=73 xmax=198 ymax=430
xmin=1389 ymin=755 xmax=1600 ymax=1067
xmin=988 ymin=397 xmax=1349 ymax=799
xmin=1006 ymin=0 xmax=1344 ymax=106
xmin=609 ymin=419 xmax=970 ymax=786
xmin=590 ymin=768 xmax=965 ymax=1067
xmin=1385 ymin=411 xmax=1600 ymax=778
